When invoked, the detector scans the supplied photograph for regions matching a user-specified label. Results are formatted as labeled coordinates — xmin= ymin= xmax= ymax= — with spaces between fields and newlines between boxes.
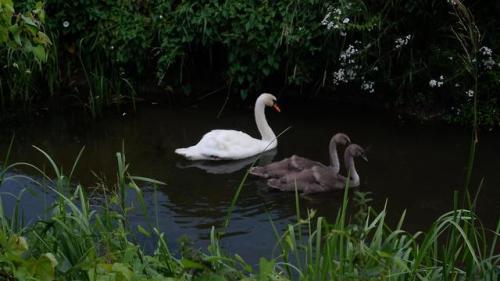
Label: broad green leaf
xmin=112 ymin=263 xmax=133 ymax=281
xmin=258 ymin=257 xmax=275 ymax=281
xmin=0 ymin=26 xmax=8 ymax=43
xmin=21 ymin=15 xmax=37 ymax=27
xmin=32 ymin=45 xmax=47 ymax=62
xmin=32 ymin=255 xmax=56 ymax=281
xmin=181 ymin=258 xmax=206 ymax=270
xmin=8 ymin=24 xmax=21 ymax=46
xmin=35 ymin=31 xmax=51 ymax=45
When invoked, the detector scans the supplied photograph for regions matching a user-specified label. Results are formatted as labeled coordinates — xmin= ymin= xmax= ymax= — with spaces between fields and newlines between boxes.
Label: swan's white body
xmin=175 ymin=93 xmax=279 ymax=160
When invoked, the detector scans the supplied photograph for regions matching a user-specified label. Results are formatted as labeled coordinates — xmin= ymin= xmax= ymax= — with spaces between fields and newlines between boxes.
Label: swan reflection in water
xmin=175 ymin=149 xmax=277 ymax=174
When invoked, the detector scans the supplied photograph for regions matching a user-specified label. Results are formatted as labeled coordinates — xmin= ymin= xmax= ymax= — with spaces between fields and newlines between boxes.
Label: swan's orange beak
xmin=273 ymin=104 xmax=281 ymax=113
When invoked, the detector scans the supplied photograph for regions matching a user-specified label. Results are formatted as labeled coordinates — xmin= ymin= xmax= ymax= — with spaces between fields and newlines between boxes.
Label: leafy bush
xmin=0 ymin=0 xmax=51 ymax=108
xmin=1 ymin=0 xmax=500 ymax=126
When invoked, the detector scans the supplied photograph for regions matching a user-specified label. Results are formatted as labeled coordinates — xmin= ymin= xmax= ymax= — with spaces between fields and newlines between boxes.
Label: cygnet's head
xmin=346 ymin=144 xmax=368 ymax=162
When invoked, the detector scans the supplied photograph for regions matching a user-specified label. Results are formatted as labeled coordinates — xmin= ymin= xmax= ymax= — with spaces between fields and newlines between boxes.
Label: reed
xmin=0 ymin=141 xmax=497 ymax=280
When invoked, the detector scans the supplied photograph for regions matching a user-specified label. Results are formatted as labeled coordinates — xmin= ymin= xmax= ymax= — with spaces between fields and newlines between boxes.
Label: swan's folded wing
xmin=198 ymin=129 xmax=268 ymax=160
xmin=290 ymin=155 xmax=324 ymax=170
xmin=312 ymin=166 xmax=340 ymax=187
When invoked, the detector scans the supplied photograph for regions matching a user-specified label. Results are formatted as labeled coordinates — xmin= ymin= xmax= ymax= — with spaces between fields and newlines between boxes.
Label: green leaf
xmin=8 ymin=24 xmax=21 ymax=46
xmin=111 ymin=263 xmax=133 ymax=281
xmin=137 ymin=225 xmax=151 ymax=237
xmin=35 ymin=31 xmax=51 ymax=45
xmin=32 ymin=45 xmax=47 ymax=62
xmin=0 ymin=26 xmax=8 ymax=43
xmin=181 ymin=258 xmax=206 ymax=270
xmin=258 ymin=257 xmax=275 ymax=281
xmin=21 ymin=15 xmax=37 ymax=27
xmin=32 ymin=255 xmax=56 ymax=281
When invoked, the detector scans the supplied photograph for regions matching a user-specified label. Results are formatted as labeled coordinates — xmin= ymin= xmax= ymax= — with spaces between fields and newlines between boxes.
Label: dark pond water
xmin=1 ymin=98 xmax=499 ymax=264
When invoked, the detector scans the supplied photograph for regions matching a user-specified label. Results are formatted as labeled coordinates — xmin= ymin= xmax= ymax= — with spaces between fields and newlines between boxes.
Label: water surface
xmin=1 ymin=99 xmax=499 ymax=263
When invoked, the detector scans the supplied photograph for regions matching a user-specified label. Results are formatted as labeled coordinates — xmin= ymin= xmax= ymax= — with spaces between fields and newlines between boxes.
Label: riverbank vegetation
xmin=0 ymin=144 xmax=498 ymax=280
xmin=1 ymin=0 xmax=500 ymax=126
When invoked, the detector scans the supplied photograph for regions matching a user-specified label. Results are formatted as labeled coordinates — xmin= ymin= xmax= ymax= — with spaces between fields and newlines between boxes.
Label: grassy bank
xmin=0 ymin=143 xmax=498 ymax=280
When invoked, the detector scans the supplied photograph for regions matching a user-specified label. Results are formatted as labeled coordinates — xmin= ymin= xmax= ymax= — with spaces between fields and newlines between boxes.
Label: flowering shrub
xmin=2 ymin=0 xmax=500 ymax=126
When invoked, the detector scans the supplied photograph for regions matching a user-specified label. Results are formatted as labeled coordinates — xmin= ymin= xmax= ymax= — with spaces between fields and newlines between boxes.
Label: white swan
xmin=175 ymin=93 xmax=280 ymax=160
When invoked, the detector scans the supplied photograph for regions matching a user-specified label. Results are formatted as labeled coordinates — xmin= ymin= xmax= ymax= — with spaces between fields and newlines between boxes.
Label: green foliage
xmin=0 ymin=145 xmax=498 ymax=280
xmin=0 ymin=0 xmax=51 ymax=108
xmin=1 ymin=0 xmax=500 ymax=126
xmin=0 ymin=233 xmax=57 ymax=280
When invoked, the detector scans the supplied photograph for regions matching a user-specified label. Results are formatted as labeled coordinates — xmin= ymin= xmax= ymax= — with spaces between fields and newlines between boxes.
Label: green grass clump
xmin=0 ymin=145 xmax=498 ymax=280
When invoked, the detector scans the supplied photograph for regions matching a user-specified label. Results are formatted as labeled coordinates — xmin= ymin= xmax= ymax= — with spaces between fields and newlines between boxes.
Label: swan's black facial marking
xmin=333 ymin=133 xmax=351 ymax=145
xmin=341 ymin=135 xmax=351 ymax=145
xmin=272 ymin=99 xmax=277 ymax=105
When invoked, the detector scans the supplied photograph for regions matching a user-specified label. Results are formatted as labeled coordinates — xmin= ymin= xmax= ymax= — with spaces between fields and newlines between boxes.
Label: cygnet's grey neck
xmin=329 ymin=138 xmax=340 ymax=174
xmin=344 ymin=150 xmax=360 ymax=186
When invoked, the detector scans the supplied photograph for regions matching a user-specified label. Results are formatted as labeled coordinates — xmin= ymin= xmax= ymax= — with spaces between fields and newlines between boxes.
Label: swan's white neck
xmin=254 ymin=99 xmax=276 ymax=144
xmin=344 ymin=151 xmax=360 ymax=186
xmin=329 ymin=138 xmax=340 ymax=174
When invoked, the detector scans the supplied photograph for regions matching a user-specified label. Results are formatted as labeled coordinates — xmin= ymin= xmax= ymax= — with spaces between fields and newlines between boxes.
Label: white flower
xmin=159 ymin=15 xmax=163 ymax=19
xmin=373 ymin=66 xmax=379 ymax=71
xmin=361 ymin=81 xmax=375 ymax=93
xmin=455 ymin=83 xmax=460 ymax=87
xmin=483 ymin=57 xmax=496 ymax=70
xmin=466 ymin=89 xmax=474 ymax=97
xmin=340 ymin=31 xmax=346 ymax=36
xmin=479 ymin=46 xmax=492 ymax=56
xmin=321 ymin=12 xmax=332 ymax=26
xmin=25 ymin=69 xmax=31 ymax=74
xmin=63 ymin=21 xmax=70 ymax=28
xmin=342 ymin=18 xmax=350 ymax=24
xmin=395 ymin=34 xmax=411 ymax=49
xmin=110 ymin=45 xmax=115 ymax=50
xmin=429 ymin=77 xmax=444 ymax=88
xmin=333 ymin=69 xmax=347 ymax=85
